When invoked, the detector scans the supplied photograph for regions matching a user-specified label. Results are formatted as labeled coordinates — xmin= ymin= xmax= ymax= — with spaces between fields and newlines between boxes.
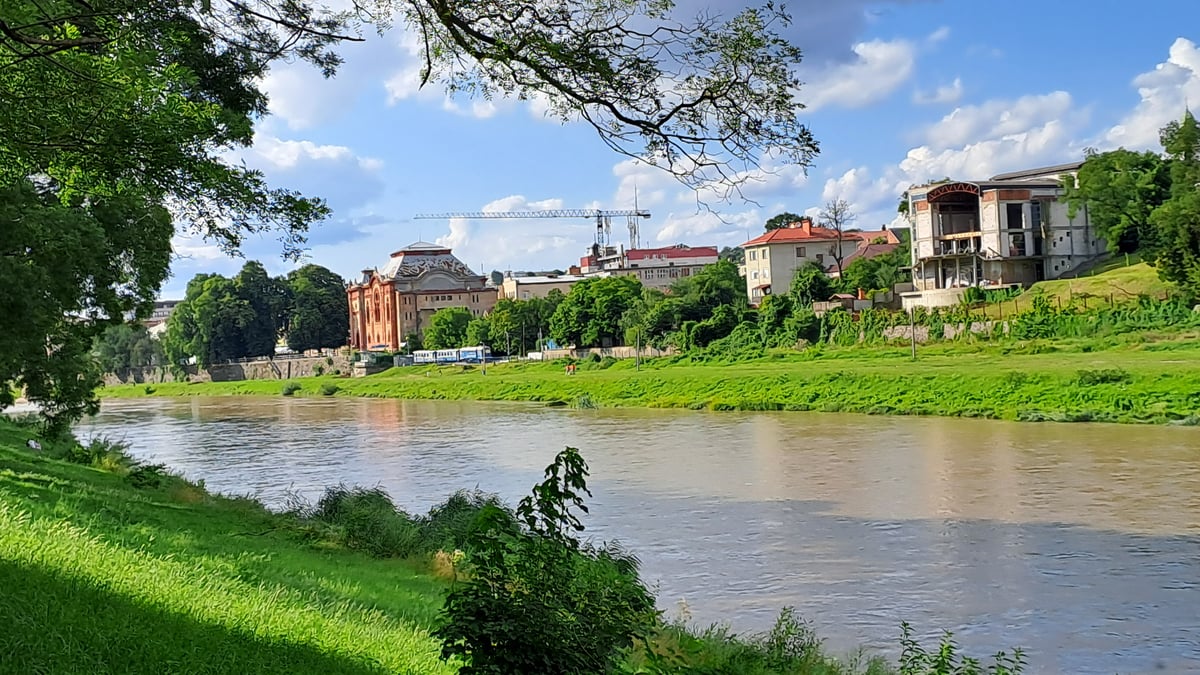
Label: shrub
xmin=314 ymin=364 xmax=325 ymax=376
xmin=421 ymin=489 xmax=516 ymax=554
xmin=436 ymin=448 xmax=658 ymax=675
xmin=281 ymin=382 xmax=301 ymax=396
xmin=898 ymin=622 xmax=1025 ymax=674
xmin=63 ymin=436 xmax=130 ymax=468
xmin=589 ymin=351 xmax=603 ymax=363
xmin=573 ymin=393 xmax=598 ymax=409
xmin=126 ymin=463 xmax=170 ymax=489
xmin=319 ymin=383 xmax=340 ymax=396
xmin=311 ymin=484 xmax=422 ymax=558
xmin=143 ymin=385 xmax=156 ymax=395
xmin=1075 ymin=368 xmax=1132 ymax=386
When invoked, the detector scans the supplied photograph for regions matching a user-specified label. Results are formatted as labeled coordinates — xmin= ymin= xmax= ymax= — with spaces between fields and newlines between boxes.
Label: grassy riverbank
xmin=0 ymin=420 xmax=455 ymax=674
xmin=105 ymin=337 xmax=1200 ymax=424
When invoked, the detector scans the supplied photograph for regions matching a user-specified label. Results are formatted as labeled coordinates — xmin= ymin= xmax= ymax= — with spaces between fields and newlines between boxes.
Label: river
xmin=80 ymin=397 xmax=1200 ymax=674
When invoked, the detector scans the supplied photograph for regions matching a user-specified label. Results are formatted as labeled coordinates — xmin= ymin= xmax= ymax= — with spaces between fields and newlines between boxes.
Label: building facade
xmin=346 ymin=242 xmax=497 ymax=351
xmin=499 ymin=273 xmax=595 ymax=300
xmin=740 ymin=217 xmax=862 ymax=304
xmin=904 ymin=162 xmax=1105 ymax=307
xmin=578 ymin=243 xmax=720 ymax=291
xmin=621 ymin=245 xmax=719 ymax=290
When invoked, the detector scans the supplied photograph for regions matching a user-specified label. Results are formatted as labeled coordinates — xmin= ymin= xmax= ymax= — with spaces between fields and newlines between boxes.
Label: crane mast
xmin=413 ymin=208 xmax=651 ymax=250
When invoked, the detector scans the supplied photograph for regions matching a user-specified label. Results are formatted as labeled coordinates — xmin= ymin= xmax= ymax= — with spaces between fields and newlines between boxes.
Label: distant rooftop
xmin=989 ymin=161 xmax=1084 ymax=181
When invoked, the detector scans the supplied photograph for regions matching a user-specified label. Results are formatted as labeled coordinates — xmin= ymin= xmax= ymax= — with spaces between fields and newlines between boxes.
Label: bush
xmin=143 ymin=385 xmax=156 ymax=395
xmin=310 ymin=484 xmax=423 ymax=558
xmin=314 ymin=364 xmax=325 ymax=376
xmin=1075 ymin=368 xmax=1132 ymax=386
xmin=436 ymin=448 xmax=658 ymax=675
xmin=281 ymin=382 xmax=301 ymax=396
xmin=63 ymin=436 xmax=129 ymax=468
xmin=126 ymin=463 xmax=170 ymax=489
xmin=319 ymin=383 xmax=340 ymax=396
xmin=898 ymin=622 xmax=1025 ymax=674
xmin=421 ymin=489 xmax=516 ymax=554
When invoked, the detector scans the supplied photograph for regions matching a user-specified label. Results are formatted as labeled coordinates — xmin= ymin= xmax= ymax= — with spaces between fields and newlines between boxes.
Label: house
xmin=825 ymin=228 xmax=904 ymax=278
xmin=902 ymin=161 xmax=1105 ymax=308
xmin=346 ymin=241 xmax=497 ymax=351
xmin=739 ymin=217 xmax=862 ymax=305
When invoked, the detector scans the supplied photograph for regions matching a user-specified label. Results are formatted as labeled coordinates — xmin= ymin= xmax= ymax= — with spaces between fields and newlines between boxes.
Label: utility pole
xmin=635 ymin=327 xmax=641 ymax=371
xmin=909 ymin=306 xmax=917 ymax=361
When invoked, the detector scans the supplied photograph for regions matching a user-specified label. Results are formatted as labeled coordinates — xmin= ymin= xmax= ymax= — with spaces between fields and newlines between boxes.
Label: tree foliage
xmin=1148 ymin=110 xmax=1200 ymax=298
xmin=1064 ymin=149 xmax=1169 ymax=254
xmin=765 ymin=212 xmax=802 ymax=231
xmin=718 ymin=245 xmax=745 ymax=265
xmin=788 ymin=262 xmax=835 ymax=307
xmin=286 ymin=265 xmax=350 ymax=352
xmin=93 ymin=324 xmax=165 ymax=373
xmin=549 ymin=276 xmax=643 ymax=348
xmin=0 ymin=183 xmax=172 ymax=429
xmin=424 ymin=307 xmax=473 ymax=350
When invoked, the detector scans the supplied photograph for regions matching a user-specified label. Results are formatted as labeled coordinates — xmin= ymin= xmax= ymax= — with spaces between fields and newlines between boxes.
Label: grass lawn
xmin=103 ymin=336 xmax=1200 ymax=424
xmin=0 ymin=421 xmax=455 ymax=675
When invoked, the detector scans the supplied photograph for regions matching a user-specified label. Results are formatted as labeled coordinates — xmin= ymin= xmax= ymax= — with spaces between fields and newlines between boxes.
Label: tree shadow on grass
xmin=0 ymin=560 xmax=393 ymax=675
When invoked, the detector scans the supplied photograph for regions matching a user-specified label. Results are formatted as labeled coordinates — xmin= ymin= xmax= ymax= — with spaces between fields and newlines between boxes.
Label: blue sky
xmin=166 ymin=0 xmax=1200 ymax=297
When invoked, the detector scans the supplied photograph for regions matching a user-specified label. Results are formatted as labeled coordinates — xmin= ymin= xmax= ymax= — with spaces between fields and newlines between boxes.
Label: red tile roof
xmin=741 ymin=224 xmax=861 ymax=247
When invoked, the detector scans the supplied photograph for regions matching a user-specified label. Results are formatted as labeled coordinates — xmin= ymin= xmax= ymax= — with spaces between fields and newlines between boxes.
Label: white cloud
xmin=927 ymin=26 xmax=951 ymax=45
xmin=903 ymin=119 xmax=1075 ymax=184
xmin=802 ymin=38 xmax=917 ymax=112
xmin=1104 ymin=37 xmax=1200 ymax=150
xmin=913 ymin=77 xmax=963 ymax=105
xmin=922 ymin=91 xmax=1074 ymax=148
xmin=250 ymin=136 xmax=379 ymax=171
xmin=427 ymin=195 xmax=594 ymax=273
xmin=821 ymin=167 xmax=905 ymax=213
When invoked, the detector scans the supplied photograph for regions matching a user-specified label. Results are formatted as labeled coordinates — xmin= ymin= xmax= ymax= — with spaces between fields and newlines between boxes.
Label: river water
xmin=80 ymin=397 xmax=1200 ymax=674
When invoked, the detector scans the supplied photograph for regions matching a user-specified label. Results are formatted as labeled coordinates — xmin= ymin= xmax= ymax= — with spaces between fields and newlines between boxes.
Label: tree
xmin=286 ymin=265 xmax=349 ymax=352
xmin=1148 ymin=110 xmax=1200 ymax=298
xmin=718 ymin=246 xmax=745 ymax=265
xmin=93 ymin=324 xmax=165 ymax=373
xmin=765 ymin=212 xmax=803 ymax=231
xmin=424 ymin=307 xmax=473 ymax=350
xmin=788 ymin=262 xmax=834 ymax=307
xmin=163 ymin=274 xmax=255 ymax=369
xmin=1064 ymin=149 xmax=1169 ymax=254
xmin=549 ymin=276 xmax=643 ymax=348
xmin=236 ymin=261 xmax=292 ymax=358
xmin=0 ymin=184 xmax=172 ymax=430
xmin=818 ymin=199 xmax=856 ymax=276
xmin=465 ymin=317 xmax=493 ymax=350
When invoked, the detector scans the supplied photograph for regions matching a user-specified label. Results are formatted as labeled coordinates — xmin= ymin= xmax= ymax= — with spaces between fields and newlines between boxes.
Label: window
xmin=751 ymin=270 xmax=759 ymax=280
xmin=749 ymin=250 xmax=757 ymax=261
xmin=1030 ymin=201 xmax=1042 ymax=228
xmin=762 ymin=249 xmax=768 ymax=259
xmin=815 ymin=253 xmax=824 ymax=264
xmin=795 ymin=246 xmax=806 ymax=257
xmin=1006 ymin=203 xmax=1024 ymax=229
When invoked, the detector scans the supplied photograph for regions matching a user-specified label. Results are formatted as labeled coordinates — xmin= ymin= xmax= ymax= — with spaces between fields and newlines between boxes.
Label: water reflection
xmin=81 ymin=397 xmax=1200 ymax=674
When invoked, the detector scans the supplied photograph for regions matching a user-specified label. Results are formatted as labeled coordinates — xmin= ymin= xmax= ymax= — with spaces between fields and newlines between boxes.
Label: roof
xmin=626 ymin=245 xmax=719 ymax=261
xmin=989 ymin=161 xmax=1084 ymax=181
xmin=840 ymin=243 xmax=900 ymax=269
xmin=850 ymin=229 xmax=901 ymax=245
xmin=375 ymin=242 xmax=479 ymax=280
xmin=507 ymin=274 xmax=592 ymax=285
xmin=741 ymin=225 xmax=854 ymax=247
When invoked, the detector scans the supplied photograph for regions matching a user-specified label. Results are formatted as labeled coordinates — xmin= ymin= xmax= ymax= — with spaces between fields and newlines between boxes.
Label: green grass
xmin=0 ymin=421 xmax=455 ymax=675
xmin=979 ymin=257 xmax=1174 ymax=318
xmin=103 ymin=337 xmax=1200 ymax=424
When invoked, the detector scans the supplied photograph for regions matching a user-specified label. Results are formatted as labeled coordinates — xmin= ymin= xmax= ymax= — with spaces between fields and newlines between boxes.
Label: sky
xmin=166 ymin=0 xmax=1200 ymax=298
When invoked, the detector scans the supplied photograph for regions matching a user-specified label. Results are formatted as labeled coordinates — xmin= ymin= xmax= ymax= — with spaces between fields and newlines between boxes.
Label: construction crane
xmin=413 ymin=208 xmax=651 ymax=250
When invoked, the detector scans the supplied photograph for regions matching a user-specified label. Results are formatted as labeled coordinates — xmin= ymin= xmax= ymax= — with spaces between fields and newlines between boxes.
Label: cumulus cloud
xmin=913 ymin=78 xmax=963 ymax=105
xmin=1103 ymin=37 xmax=1200 ymax=150
xmin=921 ymin=91 xmax=1075 ymax=148
xmin=801 ymin=38 xmax=917 ymax=112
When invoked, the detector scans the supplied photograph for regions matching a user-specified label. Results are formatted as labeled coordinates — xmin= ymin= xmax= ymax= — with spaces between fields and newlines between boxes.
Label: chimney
xmin=857 ymin=287 xmax=867 ymax=301
xmin=799 ymin=216 xmax=813 ymax=235
xmin=568 ymin=264 xmax=581 ymax=275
